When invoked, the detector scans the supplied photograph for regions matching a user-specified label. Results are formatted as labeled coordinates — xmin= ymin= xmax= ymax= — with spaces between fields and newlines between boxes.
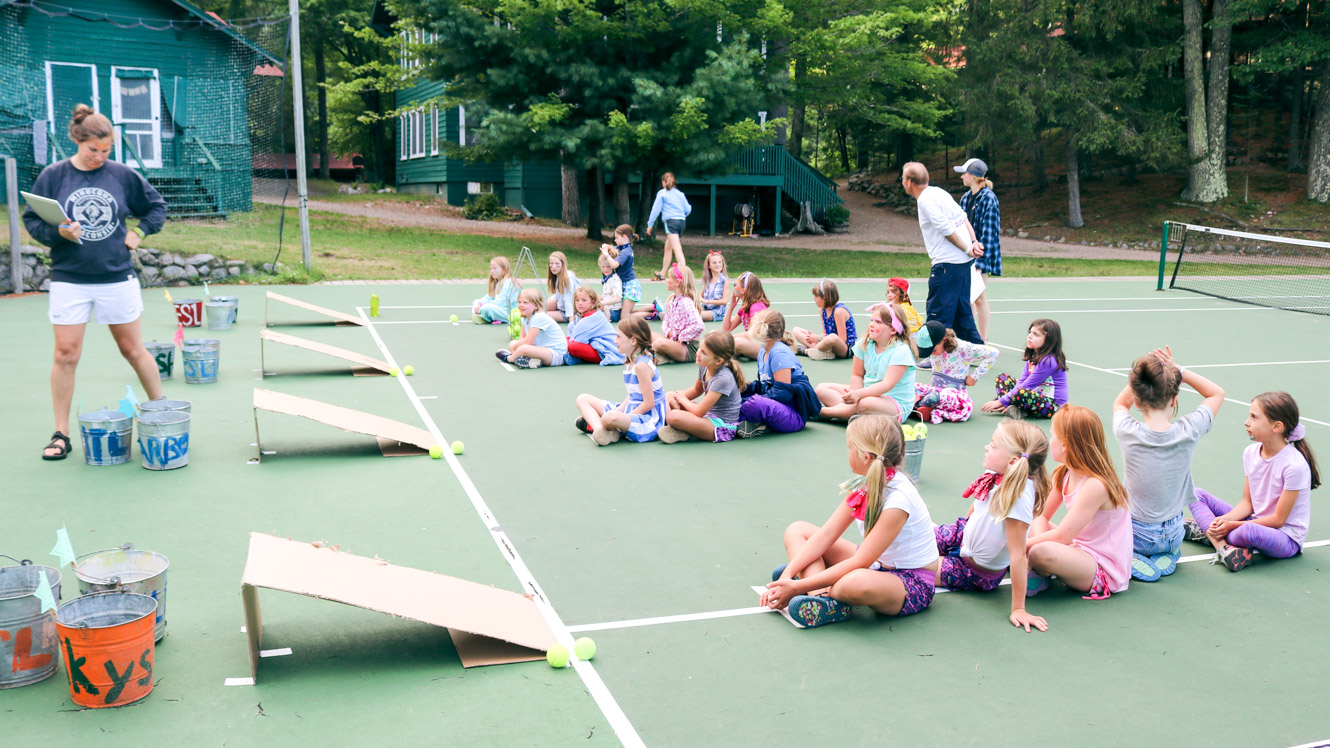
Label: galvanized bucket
xmin=0 ymin=564 xmax=63 ymax=689
xmin=182 ymin=345 xmax=219 ymax=384
xmin=902 ymin=437 xmax=926 ymax=483
xmin=183 ymin=338 xmax=220 ymax=349
xmin=55 ymin=592 xmax=157 ymax=708
xmin=139 ymin=399 xmax=191 ymax=415
xmin=144 ymin=341 xmax=175 ymax=380
xmin=75 ymin=549 xmax=169 ymax=642
xmin=78 ymin=409 xmax=133 ymax=466
xmin=204 ymin=300 xmax=233 ymax=330
xmin=136 ymin=411 xmax=190 ymax=471
xmin=211 ymin=295 xmax=239 ymax=324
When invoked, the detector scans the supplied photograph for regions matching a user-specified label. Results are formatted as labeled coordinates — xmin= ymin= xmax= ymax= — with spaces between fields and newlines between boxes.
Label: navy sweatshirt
xmin=23 ymin=159 xmax=168 ymax=284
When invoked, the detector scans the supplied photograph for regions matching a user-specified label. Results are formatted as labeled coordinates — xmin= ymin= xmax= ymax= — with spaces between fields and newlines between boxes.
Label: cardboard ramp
xmin=241 ymin=534 xmax=557 ymax=678
xmin=265 ymin=291 xmax=364 ymax=327
xmin=252 ymin=388 xmax=436 ymax=460
xmin=259 ymin=329 xmax=391 ymax=377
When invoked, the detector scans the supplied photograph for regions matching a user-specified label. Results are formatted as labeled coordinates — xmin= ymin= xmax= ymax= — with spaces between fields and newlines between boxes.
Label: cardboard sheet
xmin=251 ymin=388 xmax=436 ymax=460
xmin=265 ymin=291 xmax=364 ymax=326
xmin=240 ymin=534 xmax=556 ymax=678
xmin=259 ymin=328 xmax=391 ymax=376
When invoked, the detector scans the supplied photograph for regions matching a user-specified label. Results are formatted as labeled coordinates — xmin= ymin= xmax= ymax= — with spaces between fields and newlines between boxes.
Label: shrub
xmin=824 ymin=204 xmax=850 ymax=225
xmin=463 ymin=193 xmax=506 ymax=221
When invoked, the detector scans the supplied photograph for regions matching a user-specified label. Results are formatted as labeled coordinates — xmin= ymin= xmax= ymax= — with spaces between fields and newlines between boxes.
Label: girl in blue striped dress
xmin=574 ymin=315 xmax=667 ymax=445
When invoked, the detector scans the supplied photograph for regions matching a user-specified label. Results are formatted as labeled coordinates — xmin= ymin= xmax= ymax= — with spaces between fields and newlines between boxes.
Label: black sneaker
xmin=513 ymin=356 xmax=542 ymax=369
xmin=575 ymin=417 xmax=591 ymax=434
xmin=737 ymin=421 xmax=769 ymax=439
xmin=495 ymin=349 xmax=511 ymax=363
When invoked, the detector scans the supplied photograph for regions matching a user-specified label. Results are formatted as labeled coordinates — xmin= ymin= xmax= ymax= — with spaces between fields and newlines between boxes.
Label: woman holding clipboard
xmin=23 ymin=104 xmax=168 ymax=460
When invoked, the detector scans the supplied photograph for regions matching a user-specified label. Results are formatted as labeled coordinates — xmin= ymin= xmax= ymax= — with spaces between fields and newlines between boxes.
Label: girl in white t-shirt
xmin=762 ymin=413 xmax=939 ymax=628
xmin=932 ymin=420 xmax=1050 ymax=632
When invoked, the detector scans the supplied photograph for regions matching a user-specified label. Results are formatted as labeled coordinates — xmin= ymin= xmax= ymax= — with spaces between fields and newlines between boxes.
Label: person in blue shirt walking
xmin=645 ymin=172 xmax=691 ymax=281
xmin=956 ymin=158 xmax=1002 ymax=341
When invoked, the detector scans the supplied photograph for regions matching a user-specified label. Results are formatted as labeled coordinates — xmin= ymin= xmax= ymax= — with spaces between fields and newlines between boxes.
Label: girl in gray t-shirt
xmin=1111 ymin=345 xmax=1225 ymax=582
xmin=658 ymin=330 xmax=746 ymax=443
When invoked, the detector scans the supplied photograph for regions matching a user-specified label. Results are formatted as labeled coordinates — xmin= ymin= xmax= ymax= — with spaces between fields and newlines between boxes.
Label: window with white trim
xmin=459 ymin=106 xmax=480 ymax=147
xmin=410 ymin=108 xmax=426 ymax=158
xmin=111 ymin=67 xmax=162 ymax=168
xmin=399 ymin=113 xmax=409 ymax=160
xmin=430 ymin=105 xmax=439 ymax=155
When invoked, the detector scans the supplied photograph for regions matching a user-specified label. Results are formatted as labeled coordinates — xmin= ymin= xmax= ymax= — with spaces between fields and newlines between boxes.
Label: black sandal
xmin=42 ymin=431 xmax=71 ymax=461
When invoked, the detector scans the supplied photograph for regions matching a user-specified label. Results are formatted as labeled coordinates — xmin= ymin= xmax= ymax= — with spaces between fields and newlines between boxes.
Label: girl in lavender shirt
xmin=982 ymin=318 xmax=1067 ymax=419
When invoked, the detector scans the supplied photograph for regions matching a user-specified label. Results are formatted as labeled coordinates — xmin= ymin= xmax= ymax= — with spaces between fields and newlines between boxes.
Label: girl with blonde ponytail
xmin=762 ymin=414 xmax=939 ymax=628
xmin=932 ymin=420 xmax=1051 ymax=632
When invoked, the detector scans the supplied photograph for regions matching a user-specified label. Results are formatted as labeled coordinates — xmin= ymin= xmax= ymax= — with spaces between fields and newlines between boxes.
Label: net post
xmin=1157 ymin=221 xmax=1170 ymax=291
xmin=288 ymin=0 xmax=312 ymax=271
xmin=5 ymin=156 xmax=20 ymax=295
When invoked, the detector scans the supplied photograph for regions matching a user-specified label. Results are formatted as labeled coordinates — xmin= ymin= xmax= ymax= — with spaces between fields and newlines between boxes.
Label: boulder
xmin=225 ymin=260 xmax=246 ymax=268
xmin=162 ymin=265 xmax=187 ymax=281
xmin=228 ymin=266 xmax=241 ymax=276
xmin=185 ymin=253 xmax=215 ymax=266
xmin=139 ymin=251 xmax=159 ymax=267
xmin=184 ymin=264 xmax=200 ymax=279
xmin=1017 ymin=231 xmax=1030 ymax=239
xmin=140 ymin=266 xmax=160 ymax=286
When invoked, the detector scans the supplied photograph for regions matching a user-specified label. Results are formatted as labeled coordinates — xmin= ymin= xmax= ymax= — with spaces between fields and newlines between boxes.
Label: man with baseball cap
xmin=900 ymin=162 xmax=984 ymax=345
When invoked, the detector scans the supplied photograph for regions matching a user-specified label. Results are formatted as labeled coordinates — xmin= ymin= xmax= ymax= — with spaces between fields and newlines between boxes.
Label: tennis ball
xmin=404 ymin=365 xmax=414 ymax=376
xmin=429 ymin=445 xmax=443 ymax=459
xmin=450 ymin=314 xmax=459 ymax=323
xmin=573 ymin=637 xmax=596 ymax=661
xmin=389 ymin=367 xmax=400 ymax=377
xmin=451 ymin=440 xmax=465 ymax=455
xmin=546 ymin=645 xmax=569 ymax=668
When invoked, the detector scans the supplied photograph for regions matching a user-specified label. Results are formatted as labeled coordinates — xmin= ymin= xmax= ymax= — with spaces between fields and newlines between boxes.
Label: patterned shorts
xmin=1081 ymin=565 xmax=1113 ymax=600
xmin=708 ymin=417 xmax=736 ymax=443
xmin=622 ymin=279 xmax=643 ymax=303
xmin=938 ymin=556 xmax=1007 ymax=592
xmin=873 ymin=566 xmax=936 ymax=617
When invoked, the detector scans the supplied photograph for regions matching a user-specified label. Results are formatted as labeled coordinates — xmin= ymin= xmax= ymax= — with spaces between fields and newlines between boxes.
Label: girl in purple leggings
xmin=981 ymin=318 xmax=1067 ymax=419
xmin=1186 ymin=391 xmax=1320 ymax=572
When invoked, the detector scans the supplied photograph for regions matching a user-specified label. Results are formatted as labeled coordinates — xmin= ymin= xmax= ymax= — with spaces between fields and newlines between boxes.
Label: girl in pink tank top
xmin=1026 ymin=405 xmax=1133 ymax=598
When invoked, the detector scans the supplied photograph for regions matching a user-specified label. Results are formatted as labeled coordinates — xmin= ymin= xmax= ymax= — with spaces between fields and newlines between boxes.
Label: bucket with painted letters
xmin=144 ymin=341 xmax=174 ymax=380
xmin=139 ymin=399 xmax=191 ymax=415
xmin=55 ymin=591 xmax=156 ymax=708
xmin=173 ymin=298 xmax=203 ymax=328
xmin=204 ymin=300 xmax=233 ymax=330
xmin=182 ymin=344 xmax=219 ymax=384
xmin=211 ymin=295 xmax=239 ymax=324
xmin=78 ymin=409 xmax=133 ymax=466
xmin=0 ymin=564 xmax=63 ymax=689
xmin=183 ymin=338 xmax=220 ymax=349
xmin=136 ymin=411 xmax=190 ymax=471
xmin=74 ymin=548 xmax=169 ymax=642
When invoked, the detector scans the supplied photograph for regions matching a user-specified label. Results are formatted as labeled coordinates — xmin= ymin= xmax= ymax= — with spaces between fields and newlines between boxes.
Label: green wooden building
xmin=0 ymin=0 xmax=283 ymax=216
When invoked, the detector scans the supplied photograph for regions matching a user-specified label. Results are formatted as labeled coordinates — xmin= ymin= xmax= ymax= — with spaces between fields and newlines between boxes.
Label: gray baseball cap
xmin=953 ymin=158 xmax=988 ymax=177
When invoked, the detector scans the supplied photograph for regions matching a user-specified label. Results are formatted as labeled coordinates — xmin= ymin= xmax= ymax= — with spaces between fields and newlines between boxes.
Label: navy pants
xmin=926 ymin=260 xmax=983 ymax=345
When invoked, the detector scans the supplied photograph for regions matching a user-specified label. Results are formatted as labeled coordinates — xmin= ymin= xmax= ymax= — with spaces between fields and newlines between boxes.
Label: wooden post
xmin=774 ymin=186 xmax=782 ymax=234
xmin=5 ymin=157 xmax=20 ymax=294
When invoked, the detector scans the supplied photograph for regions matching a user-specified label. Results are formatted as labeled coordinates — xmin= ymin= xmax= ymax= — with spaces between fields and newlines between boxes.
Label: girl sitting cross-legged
xmin=815 ymin=304 xmax=918 ymax=423
xmin=912 ymin=320 xmax=1000 ymax=423
xmin=722 ymin=272 xmax=770 ymax=359
xmin=734 ymin=310 xmax=821 ymax=438
xmin=651 ymin=263 xmax=705 ymax=364
xmin=472 ymin=256 xmax=519 ymax=324
xmin=982 ymin=318 xmax=1067 ymax=419
xmin=495 ymin=288 xmax=567 ymax=369
xmin=657 ymin=330 xmax=746 ymax=444
xmin=791 ymin=279 xmax=857 ymax=361
xmin=573 ymin=316 xmax=667 ymax=446
xmin=564 ymin=287 xmax=625 ymax=367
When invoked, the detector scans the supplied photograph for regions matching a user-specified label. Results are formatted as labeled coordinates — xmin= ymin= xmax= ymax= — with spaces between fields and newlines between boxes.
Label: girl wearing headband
xmin=699 ymin=251 xmax=730 ymax=321
xmin=651 ymin=264 xmax=705 ymax=363
xmin=722 ymin=271 xmax=770 ymax=359
xmin=1186 ymin=391 xmax=1321 ymax=572
xmin=792 ymin=279 xmax=856 ymax=360
xmin=815 ymin=304 xmax=919 ymax=422
xmin=762 ymin=413 xmax=938 ymax=628
xmin=867 ymin=278 xmax=922 ymax=335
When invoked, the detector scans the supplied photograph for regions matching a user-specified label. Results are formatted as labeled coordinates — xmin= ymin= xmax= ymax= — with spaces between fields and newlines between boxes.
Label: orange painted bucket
xmin=54 ymin=591 xmax=157 ymax=708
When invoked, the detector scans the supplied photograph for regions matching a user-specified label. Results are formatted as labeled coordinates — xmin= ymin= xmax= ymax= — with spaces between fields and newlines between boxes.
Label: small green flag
xmin=32 ymin=571 xmax=57 ymax=613
xmin=50 ymin=526 xmax=76 ymax=568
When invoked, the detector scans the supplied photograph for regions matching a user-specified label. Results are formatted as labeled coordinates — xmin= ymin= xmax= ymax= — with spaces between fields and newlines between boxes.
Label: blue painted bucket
xmin=138 ymin=399 xmax=191 ymax=415
xmin=204 ymin=301 xmax=233 ymax=330
xmin=136 ymin=411 xmax=190 ymax=471
xmin=183 ymin=338 xmax=220 ymax=349
xmin=212 ymin=295 xmax=239 ymax=324
xmin=78 ymin=409 xmax=133 ymax=466
xmin=0 ymin=565 xmax=63 ymax=689
xmin=182 ymin=345 xmax=219 ymax=384
xmin=144 ymin=341 xmax=174 ymax=380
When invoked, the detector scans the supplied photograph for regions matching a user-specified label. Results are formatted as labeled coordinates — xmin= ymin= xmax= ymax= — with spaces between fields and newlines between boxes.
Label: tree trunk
xmin=895 ymin=132 xmax=914 ymax=171
xmin=315 ymin=40 xmax=330 ymax=181
xmin=1308 ymin=60 xmax=1330 ymax=202
xmin=1200 ymin=0 xmax=1231 ymax=201
xmin=561 ymin=157 xmax=581 ymax=226
xmin=1065 ymin=131 xmax=1084 ymax=228
xmin=788 ymin=57 xmax=805 ymax=159
xmin=365 ymin=90 xmax=387 ymax=185
xmin=836 ymin=125 xmax=850 ymax=172
xmin=1288 ymin=68 xmax=1306 ymax=171
xmin=1030 ymin=135 xmax=1048 ymax=192
xmin=612 ymin=167 xmax=630 ymax=226
xmin=585 ymin=167 xmax=604 ymax=240
xmin=1181 ymin=0 xmax=1228 ymax=201
xmin=1181 ymin=0 xmax=1208 ymax=200
xmin=636 ymin=167 xmax=657 ymax=236
xmin=854 ymin=132 xmax=868 ymax=171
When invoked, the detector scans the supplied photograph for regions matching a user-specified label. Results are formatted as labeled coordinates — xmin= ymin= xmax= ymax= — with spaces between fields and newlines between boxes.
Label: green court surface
xmin=3 ymin=276 xmax=1328 ymax=746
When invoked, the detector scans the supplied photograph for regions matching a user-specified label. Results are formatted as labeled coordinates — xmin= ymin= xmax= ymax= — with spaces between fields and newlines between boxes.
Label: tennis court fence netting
xmin=1160 ymin=221 xmax=1330 ymax=315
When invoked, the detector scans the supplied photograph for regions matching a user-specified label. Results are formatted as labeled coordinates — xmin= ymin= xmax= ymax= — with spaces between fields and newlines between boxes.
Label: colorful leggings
xmin=995 ymin=373 xmax=1059 ymax=418
xmin=1189 ymin=489 xmax=1302 ymax=558
xmin=934 ymin=517 xmax=1006 ymax=591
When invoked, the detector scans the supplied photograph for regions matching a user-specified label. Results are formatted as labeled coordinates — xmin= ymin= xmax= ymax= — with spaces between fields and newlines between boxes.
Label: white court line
xmin=1106 ymin=359 xmax=1330 ymax=372
xmin=355 ymin=307 xmax=643 ymax=747
xmin=224 ymin=677 xmax=255 ymax=687
xmin=988 ymin=343 xmax=1330 ymax=428
xmin=418 ymin=395 xmax=438 ymax=400
xmin=259 ymin=647 xmax=293 ymax=658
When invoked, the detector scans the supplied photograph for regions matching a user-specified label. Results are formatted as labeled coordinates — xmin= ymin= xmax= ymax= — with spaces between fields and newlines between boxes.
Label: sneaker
xmin=736 ymin=420 xmax=769 ymax=439
xmin=1004 ymin=405 xmax=1025 ymax=420
xmin=806 ymin=347 xmax=836 ymax=361
xmin=1131 ymin=553 xmax=1163 ymax=583
xmin=1151 ymin=550 xmax=1181 ymax=577
xmin=495 ymin=349 xmax=511 ymax=363
xmin=771 ymin=563 xmax=788 ymax=582
xmin=472 ymin=312 xmax=485 ymax=324
xmin=575 ymin=417 xmax=591 ymax=434
xmin=656 ymin=425 xmax=691 ymax=443
xmin=916 ymin=358 xmax=932 ymax=370
xmin=590 ymin=427 xmax=621 ymax=446
xmin=1219 ymin=545 xmax=1253 ymax=572
xmin=512 ymin=355 xmax=542 ymax=369
xmin=1026 ymin=571 xmax=1050 ymax=598
xmin=788 ymin=594 xmax=853 ymax=629
xmin=1183 ymin=518 xmax=1209 ymax=543
xmin=794 ymin=344 xmax=808 ymax=356
xmin=652 ymin=298 xmax=665 ymax=317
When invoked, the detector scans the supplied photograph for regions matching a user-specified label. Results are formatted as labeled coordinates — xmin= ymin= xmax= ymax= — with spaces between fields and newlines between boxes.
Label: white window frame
xmin=458 ymin=105 xmax=466 ymax=146
xmin=399 ymin=114 xmax=409 ymax=160
xmin=409 ymin=108 xmax=426 ymax=158
xmin=110 ymin=66 xmax=162 ymax=169
xmin=430 ymin=105 xmax=439 ymax=155
xmin=44 ymin=61 xmax=99 ymax=152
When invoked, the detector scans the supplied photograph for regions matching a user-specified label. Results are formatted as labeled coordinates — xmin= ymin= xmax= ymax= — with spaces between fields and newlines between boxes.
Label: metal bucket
xmin=136 ymin=411 xmax=190 ymax=471
xmin=144 ymin=341 xmax=174 ymax=380
xmin=139 ymin=399 xmax=191 ymax=415
xmin=0 ymin=565 xmax=63 ymax=689
xmin=182 ymin=345 xmax=219 ymax=384
xmin=55 ymin=592 xmax=157 ymax=708
xmin=902 ymin=437 xmax=926 ymax=483
xmin=78 ymin=409 xmax=133 ymax=466
xmin=211 ymin=295 xmax=238 ymax=323
xmin=204 ymin=301 xmax=233 ymax=330
xmin=75 ymin=549 xmax=169 ymax=642
xmin=183 ymin=338 xmax=220 ymax=349
xmin=173 ymin=298 xmax=203 ymax=327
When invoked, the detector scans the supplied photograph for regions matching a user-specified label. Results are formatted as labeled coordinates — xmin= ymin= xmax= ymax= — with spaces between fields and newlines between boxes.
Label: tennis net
xmin=1160 ymin=221 xmax=1330 ymax=315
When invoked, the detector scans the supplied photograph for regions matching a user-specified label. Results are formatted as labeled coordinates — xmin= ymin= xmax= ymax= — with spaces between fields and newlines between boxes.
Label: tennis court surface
xmin=3 ymin=276 xmax=1328 ymax=746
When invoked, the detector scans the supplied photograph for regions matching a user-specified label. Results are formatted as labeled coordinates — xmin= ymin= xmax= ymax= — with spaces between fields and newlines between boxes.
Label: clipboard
xmin=20 ymin=191 xmax=82 ymax=244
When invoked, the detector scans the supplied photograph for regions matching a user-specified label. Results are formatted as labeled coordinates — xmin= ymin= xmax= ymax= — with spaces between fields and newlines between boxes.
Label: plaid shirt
xmin=960 ymin=187 xmax=1002 ymax=276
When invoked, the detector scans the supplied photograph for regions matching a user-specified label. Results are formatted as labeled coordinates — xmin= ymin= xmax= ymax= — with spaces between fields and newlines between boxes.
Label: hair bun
xmin=72 ymin=103 xmax=94 ymax=122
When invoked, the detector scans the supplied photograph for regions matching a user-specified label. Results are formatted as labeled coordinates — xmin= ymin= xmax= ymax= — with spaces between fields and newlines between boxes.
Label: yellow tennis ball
xmin=546 ymin=645 xmax=569 ymax=668
xmin=573 ymin=637 xmax=596 ymax=661
xmin=449 ymin=314 xmax=459 ymax=323
xmin=429 ymin=445 xmax=443 ymax=459
xmin=404 ymin=365 xmax=414 ymax=376
xmin=389 ymin=367 xmax=400 ymax=377
xmin=451 ymin=440 xmax=464 ymax=455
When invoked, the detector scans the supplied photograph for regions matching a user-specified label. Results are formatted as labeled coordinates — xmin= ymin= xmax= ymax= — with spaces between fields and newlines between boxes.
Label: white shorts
xmin=49 ymin=276 xmax=144 ymax=326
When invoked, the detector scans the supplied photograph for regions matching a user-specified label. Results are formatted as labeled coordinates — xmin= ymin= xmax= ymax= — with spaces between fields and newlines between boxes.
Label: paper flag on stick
xmin=32 ymin=570 xmax=57 ymax=613
xmin=174 ymin=323 xmax=184 ymax=348
xmin=50 ymin=526 xmax=76 ymax=568
xmin=118 ymin=384 xmax=141 ymax=418
xmin=203 ymin=280 xmax=210 ymax=297
xmin=164 ymin=288 xmax=174 ymax=305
